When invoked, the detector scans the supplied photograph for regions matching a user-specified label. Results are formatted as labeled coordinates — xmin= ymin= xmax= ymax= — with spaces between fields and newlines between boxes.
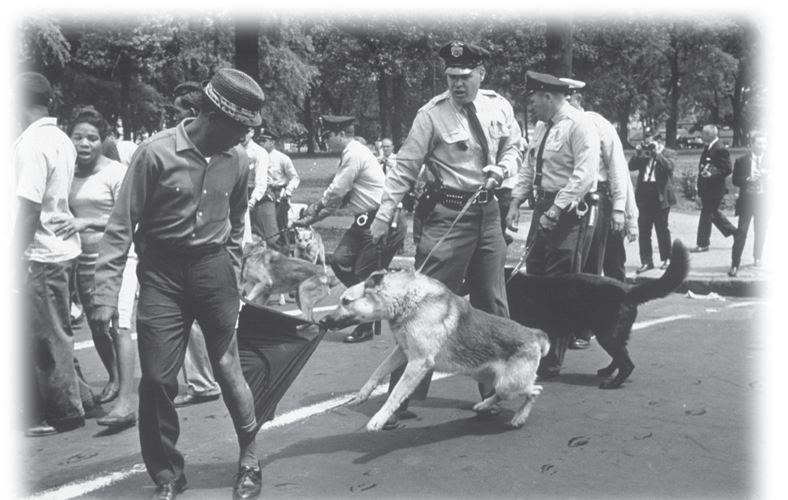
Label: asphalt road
xmin=21 ymin=290 xmax=764 ymax=500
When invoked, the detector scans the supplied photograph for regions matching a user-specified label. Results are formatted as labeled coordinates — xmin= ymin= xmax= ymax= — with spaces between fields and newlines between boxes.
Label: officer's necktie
xmin=464 ymin=102 xmax=489 ymax=165
xmin=534 ymin=120 xmax=554 ymax=188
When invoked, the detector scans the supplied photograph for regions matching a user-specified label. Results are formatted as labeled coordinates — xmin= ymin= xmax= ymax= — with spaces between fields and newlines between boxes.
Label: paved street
xmin=21 ymin=291 xmax=765 ymax=500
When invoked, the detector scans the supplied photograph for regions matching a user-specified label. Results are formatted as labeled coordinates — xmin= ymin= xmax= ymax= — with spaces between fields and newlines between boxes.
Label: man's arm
xmin=14 ymin=197 xmax=41 ymax=261
xmin=283 ymin=156 xmax=300 ymax=196
xmin=554 ymin=118 xmax=600 ymax=211
xmin=711 ymin=147 xmax=732 ymax=178
xmin=732 ymin=156 xmax=747 ymax=188
xmin=248 ymin=148 xmax=270 ymax=206
xmin=227 ymin=156 xmax=250 ymax=277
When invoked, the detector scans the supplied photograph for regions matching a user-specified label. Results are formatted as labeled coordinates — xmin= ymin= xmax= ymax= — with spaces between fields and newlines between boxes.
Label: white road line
xmin=52 ymin=308 xmax=742 ymax=499
xmin=632 ymin=314 xmax=693 ymax=331
xmin=22 ymin=464 xmax=146 ymax=500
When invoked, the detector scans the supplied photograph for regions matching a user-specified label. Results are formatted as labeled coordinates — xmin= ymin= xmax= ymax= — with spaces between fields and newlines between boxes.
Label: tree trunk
xmin=391 ymin=73 xmax=406 ymax=148
xmin=616 ymin=98 xmax=632 ymax=148
xmin=119 ymin=51 xmax=132 ymax=141
xmin=545 ymin=17 xmax=573 ymax=77
xmin=234 ymin=18 xmax=260 ymax=84
xmin=729 ymin=69 xmax=745 ymax=147
xmin=665 ymin=41 xmax=681 ymax=150
xmin=303 ymin=87 xmax=315 ymax=154
xmin=377 ymin=69 xmax=390 ymax=140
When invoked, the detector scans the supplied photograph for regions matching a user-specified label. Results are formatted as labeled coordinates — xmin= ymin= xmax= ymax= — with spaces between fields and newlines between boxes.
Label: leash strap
xmin=416 ymin=184 xmax=485 ymax=274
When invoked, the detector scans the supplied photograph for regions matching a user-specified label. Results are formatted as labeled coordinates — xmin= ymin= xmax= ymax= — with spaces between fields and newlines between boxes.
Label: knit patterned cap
xmin=201 ymin=68 xmax=264 ymax=127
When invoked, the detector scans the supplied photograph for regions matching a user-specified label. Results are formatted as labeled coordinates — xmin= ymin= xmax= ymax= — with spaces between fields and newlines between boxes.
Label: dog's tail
xmin=627 ymin=239 xmax=690 ymax=305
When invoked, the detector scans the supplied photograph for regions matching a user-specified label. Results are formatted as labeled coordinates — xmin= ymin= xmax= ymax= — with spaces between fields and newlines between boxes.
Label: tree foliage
xmin=16 ymin=12 xmax=763 ymax=148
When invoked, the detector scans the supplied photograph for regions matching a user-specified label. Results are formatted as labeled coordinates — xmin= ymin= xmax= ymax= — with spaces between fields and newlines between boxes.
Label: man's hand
xmin=626 ymin=229 xmax=638 ymax=243
xmin=89 ymin=305 xmax=119 ymax=337
xmin=247 ymin=197 xmax=257 ymax=210
xmin=505 ymin=203 xmax=521 ymax=232
xmin=51 ymin=216 xmax=89 ymax=240
xmin=611 ymin=210 xmax=626 ymax=233
xmin=538 ymin=204 xmax=561 ymax=231
xmin=370 ymin=218 xmax=389 ymax=245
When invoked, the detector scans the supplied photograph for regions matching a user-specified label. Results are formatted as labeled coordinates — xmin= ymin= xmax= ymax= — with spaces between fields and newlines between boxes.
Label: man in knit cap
xmin=92 ymin=68 xmax=265 ymax=500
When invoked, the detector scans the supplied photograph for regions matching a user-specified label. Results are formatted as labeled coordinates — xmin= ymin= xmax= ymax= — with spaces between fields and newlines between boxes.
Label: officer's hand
xmin=505 ymin=204 xmax=520 ymax=232
xmin=370 ymin=219 xmax=389 ymax=245
xmin=89 ymin=305 xmax=119 ymax=337
xmin=247 ymin=198 xmax=256 ymax=210
xmin=293 ymin=216 xmax=314 ymax=228
xmin=539 ymin=213 xmax=559 ymax=231
xmin=305 ymin=203 xmax=318 ymax=218
xmin=611 ymin=210 xmax=626 ymax=233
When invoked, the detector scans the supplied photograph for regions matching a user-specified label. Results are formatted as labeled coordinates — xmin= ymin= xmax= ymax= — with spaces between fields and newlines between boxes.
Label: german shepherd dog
xmin=240 ymin=235 xmax=340 ymax=322
xmin=506 ymin=239 xmax=690 ymax=389
xmin=320 ymin=270 xmax=550 ymax=432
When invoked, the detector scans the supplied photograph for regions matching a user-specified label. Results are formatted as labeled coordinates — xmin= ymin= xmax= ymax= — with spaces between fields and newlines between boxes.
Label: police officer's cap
xmin=320 ymin=115 xmax=355 ymax=137
xmin=439 ymin=41 xmax=491 ymax=76
xmin=260 ymin=128 xmax=279 ymax=141
xmin=526 ymin=71 xmax=571 ymax=94
xmin=559 ymin=77 xmax=586 ymax=94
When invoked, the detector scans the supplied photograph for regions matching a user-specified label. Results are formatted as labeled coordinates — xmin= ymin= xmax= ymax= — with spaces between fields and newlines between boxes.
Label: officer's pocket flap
xmin=441 ymin=129 xmax=471 ymax=144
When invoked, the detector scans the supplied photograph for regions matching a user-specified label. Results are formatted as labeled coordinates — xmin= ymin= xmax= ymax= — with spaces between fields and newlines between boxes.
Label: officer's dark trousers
xmin=696 ymin=195 xmax=735 ymax=248
xmin=388 ymin=200 xmax=508 ymax=405
xmin=525 ymin=199 xmax=592 ymax=374
xmin=577 ymin=187 xmax=612 ymax=342
xmin=136 ymin=243 xmax=253 ymax=486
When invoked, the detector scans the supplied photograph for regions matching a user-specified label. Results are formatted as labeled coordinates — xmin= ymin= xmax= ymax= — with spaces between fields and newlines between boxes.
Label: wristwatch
xmin=546 ymin=208 xmax=559 ymax=220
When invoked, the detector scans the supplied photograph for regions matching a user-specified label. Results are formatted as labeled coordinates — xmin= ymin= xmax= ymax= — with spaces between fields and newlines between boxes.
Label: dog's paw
xmin=507 ymin=418 xmax=526 ymax=428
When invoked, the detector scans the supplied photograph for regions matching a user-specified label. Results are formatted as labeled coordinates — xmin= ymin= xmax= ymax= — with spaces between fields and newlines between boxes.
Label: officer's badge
xmin=451 ymin=42 xmax=464 ymax=58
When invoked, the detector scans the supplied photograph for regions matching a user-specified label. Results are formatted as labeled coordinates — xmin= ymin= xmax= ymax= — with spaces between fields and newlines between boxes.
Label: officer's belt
xmin=534 ymin=188 xmax=558 ymax=202
xmin=146 ymin=238 xmax=225 ymax=258
xmin=439 ymin=186 xmax=492 ymax=210
xmin=353 ymin=209 xmax=378 ymax=228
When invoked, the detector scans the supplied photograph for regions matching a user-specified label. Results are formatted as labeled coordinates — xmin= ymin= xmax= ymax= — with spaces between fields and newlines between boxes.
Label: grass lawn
xmin=284 ymin=148 xmax=748 ymax=257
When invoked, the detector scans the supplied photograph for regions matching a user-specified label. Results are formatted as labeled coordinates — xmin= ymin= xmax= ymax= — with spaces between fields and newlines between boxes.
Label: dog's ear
xmin=364 ymin=270 xmax=387 ymax=290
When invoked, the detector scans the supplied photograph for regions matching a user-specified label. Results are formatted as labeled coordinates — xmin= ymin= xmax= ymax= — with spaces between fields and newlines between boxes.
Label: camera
xmin=639 ymin=142 xmax=656 ymax=157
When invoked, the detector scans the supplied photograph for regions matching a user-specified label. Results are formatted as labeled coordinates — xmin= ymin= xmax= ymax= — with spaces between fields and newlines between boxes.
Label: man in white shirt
xmin=13 ymin=72 xmax=86 ymax=437
xmin=259 ymin=129 xmax=300 ymax=251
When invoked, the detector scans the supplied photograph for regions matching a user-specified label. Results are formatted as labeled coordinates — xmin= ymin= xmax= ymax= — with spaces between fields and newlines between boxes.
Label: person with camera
xmin=505 ymin=71 xmax=600 ymax=378
xmin=729 ymin=132 xmax=768 ymax=277
xmin=629 ymin=126 xmax=677 ymax=273
xmin=693 ymin=124 xmax=736 ymax=253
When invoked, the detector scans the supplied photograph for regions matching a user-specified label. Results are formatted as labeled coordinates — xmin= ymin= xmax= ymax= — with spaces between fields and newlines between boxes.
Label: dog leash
xmin=416 ymin=184 xmax=486 ymax=274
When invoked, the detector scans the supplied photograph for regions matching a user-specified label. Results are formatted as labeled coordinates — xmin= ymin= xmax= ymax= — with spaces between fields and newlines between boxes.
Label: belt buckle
xmin=476 ymin=190 xmax=489 ymax=204
xmin=355 ymin=213 xmax=368 ymax=226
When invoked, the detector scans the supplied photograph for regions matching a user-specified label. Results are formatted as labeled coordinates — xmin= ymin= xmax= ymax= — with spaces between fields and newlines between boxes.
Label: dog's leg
xmin=279 ymin=294 xmax=287 ymax=306
xmin=367 ymin=358 xmax=433 ymax=432
xmin=596 ymin=360 xmax=618 ymax=378
xmin=595 ymin=335 xmax=634 ymax=389
xmin=508 ymin=384 xmax=543 ymax=428
xmin=472 ymin=393 xmax=502 ymax=412
xmin=355 ymin=345 xmax=408 ymax=404
xmin=297 ymin=281 xmax=314 ymax=323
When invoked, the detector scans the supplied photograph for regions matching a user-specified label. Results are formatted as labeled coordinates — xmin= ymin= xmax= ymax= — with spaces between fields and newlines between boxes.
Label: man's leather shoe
xmin=475 ymin=404 xmax=503 ymax=420
xmin=97 ymin=411 xmax=137 ymax=428
xmin=690 ymin=246 xmax=709 ymax=253
xmin=569 ymin=338 xmax=590 ymax=350
xmin=660 ymin=260 xmax=670 ymax=270
xmin=25 ymin=423 xmax=58 ymax=437
xmin=173 ymin=392 xmax=221 ymax=408
xmin=635 ymin=263 xmax=654 ymax=274
xmin=728 ymin=266 xmax=738 ymax=277
xmin=233 ymin=464 xmax=262 ymax=500
xmin=151 ymin=478 xmax=186 ymax=500
xmin=343 ymin=324 xmax=373 ymax=344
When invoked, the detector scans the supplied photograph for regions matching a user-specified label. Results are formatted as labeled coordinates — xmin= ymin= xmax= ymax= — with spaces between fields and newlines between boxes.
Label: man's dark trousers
xmin=135 ymin=242 xmax=243 ymax=486
xmin=637 ymin=184 xmax=672 ymax=265
xmin=696 ymin=196 xmax=735 ymax=248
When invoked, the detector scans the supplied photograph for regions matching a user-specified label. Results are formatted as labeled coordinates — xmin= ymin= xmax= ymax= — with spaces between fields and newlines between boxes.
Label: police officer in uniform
xmin=371 ymin=41 xmax=522 ymax=428
xmin=562 ymin=78 xmax=634 ymax=349
xmin=296 ymin=115 xmax=406 ymax=343
xmin=505 ymin=70 xmax=600 ymax=377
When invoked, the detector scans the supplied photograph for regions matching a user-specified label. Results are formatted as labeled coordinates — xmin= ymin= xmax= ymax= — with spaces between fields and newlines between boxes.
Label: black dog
xmin=506 ymin=239 xmax=689 ymax=389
